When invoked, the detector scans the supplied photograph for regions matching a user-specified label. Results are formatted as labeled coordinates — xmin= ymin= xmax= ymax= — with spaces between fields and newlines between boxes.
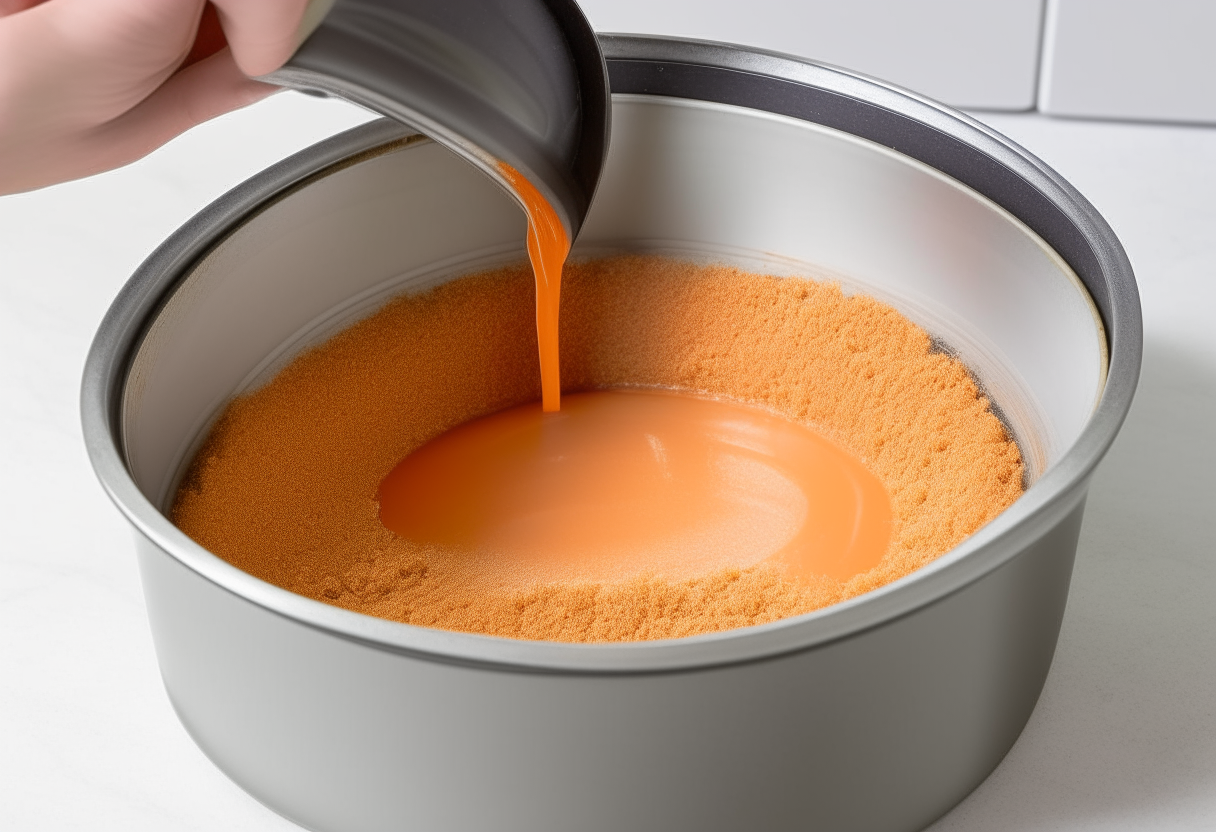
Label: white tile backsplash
xmin=1039 ymin=0 xmax=1216 ymax=124
xmin=578 ymin=0 xmax=1046 ymax=110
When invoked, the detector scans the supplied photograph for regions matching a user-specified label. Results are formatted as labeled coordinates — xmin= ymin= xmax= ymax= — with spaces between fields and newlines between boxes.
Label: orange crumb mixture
xmin=172 ymin=256 xmax=1024 ymax=642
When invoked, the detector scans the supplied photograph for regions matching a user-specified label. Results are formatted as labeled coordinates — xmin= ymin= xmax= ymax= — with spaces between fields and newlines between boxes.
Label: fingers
xmin=0 ymin=0 xmax=205 ymax=136
xmin=211 ymin=0 xmax=314 ymax=77
xmin=183 ymin=2 xmax=228 ymax=69
xmin=50 ymin=0 xmax=202 ymax=60
xmin=0 ymin=0 xmax=47 ymax=18
xmin=0 ymin=46 xmax=274 ymax=194
xmin=85 ymin=47 xmax=276 ymax=172
xmin=0 ymin=0 xmax=302 ymax=194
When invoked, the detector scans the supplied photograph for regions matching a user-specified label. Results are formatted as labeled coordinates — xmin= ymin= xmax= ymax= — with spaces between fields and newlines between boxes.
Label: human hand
xmin=0 ymin=0 xmax=312 ymax=195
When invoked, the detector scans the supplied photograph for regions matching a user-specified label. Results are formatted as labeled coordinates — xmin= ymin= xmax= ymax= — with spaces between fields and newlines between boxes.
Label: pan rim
xmin=81 ymin=35 xmax=1141 ymax=675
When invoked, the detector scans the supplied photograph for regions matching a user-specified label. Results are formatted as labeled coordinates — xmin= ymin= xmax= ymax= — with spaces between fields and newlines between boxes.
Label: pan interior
xmin=123 ymin=96 xmax=1106 ymax=528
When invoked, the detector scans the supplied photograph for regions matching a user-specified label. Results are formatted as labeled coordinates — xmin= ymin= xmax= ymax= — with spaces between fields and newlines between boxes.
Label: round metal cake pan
xmin=82 ymin=35 xmax=1141 ymax=832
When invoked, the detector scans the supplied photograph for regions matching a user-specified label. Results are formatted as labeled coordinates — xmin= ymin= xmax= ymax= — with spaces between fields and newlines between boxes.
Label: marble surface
xmin=1 ymin=92 xmax=1213 ymax=830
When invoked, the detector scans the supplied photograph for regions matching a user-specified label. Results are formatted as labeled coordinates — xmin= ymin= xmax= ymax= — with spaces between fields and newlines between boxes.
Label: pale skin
xmin=0 ymin=0 xmax=312 ymax=194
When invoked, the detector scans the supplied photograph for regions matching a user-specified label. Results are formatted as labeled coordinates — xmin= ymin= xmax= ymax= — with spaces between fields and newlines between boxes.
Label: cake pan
xmin=82 ymin=35 xmax=1141 ymax=832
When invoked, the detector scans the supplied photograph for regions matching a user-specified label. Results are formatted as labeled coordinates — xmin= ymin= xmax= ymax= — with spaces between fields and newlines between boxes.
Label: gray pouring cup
xmin=82 ymin=35 xmax=1141 ymax=832
xmin=264 ymin=0 xmax=611 ymax=242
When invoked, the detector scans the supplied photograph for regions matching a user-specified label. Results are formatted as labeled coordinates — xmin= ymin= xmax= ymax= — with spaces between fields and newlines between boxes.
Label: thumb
xmin=210 ymin=0 xmax=317 ymax=78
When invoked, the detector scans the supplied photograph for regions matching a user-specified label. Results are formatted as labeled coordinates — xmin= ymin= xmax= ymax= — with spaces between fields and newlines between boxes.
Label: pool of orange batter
xmin=172 ymin=255 xmax=1024 ymax=643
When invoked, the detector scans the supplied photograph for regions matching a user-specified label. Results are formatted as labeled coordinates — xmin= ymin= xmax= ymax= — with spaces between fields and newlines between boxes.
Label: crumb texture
xmin=172 ymin=256 xmax=1024 ymax=642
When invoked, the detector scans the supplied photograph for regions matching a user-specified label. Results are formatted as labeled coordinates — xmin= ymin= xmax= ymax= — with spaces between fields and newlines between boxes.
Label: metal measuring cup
xmin=262 ymin=0 xmax=610 ymax=242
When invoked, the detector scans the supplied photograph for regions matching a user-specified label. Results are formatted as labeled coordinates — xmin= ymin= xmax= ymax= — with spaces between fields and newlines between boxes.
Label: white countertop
xmin=2 ymin=92 xmax=1213 ymax=830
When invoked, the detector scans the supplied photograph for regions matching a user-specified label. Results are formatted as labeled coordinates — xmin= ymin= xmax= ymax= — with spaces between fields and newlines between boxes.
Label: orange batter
xmin=172 ymin=256 xmax=1025 ymax=643
xmin=498 ymin=162 xmax=567 ymax=412
xmin=381 ymin=173 xmax=891 ymax=591
xmin=407 ymin=173 xmax=890 ymax=590
xmin=379 ymin=388 xmax=892 ymax=586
